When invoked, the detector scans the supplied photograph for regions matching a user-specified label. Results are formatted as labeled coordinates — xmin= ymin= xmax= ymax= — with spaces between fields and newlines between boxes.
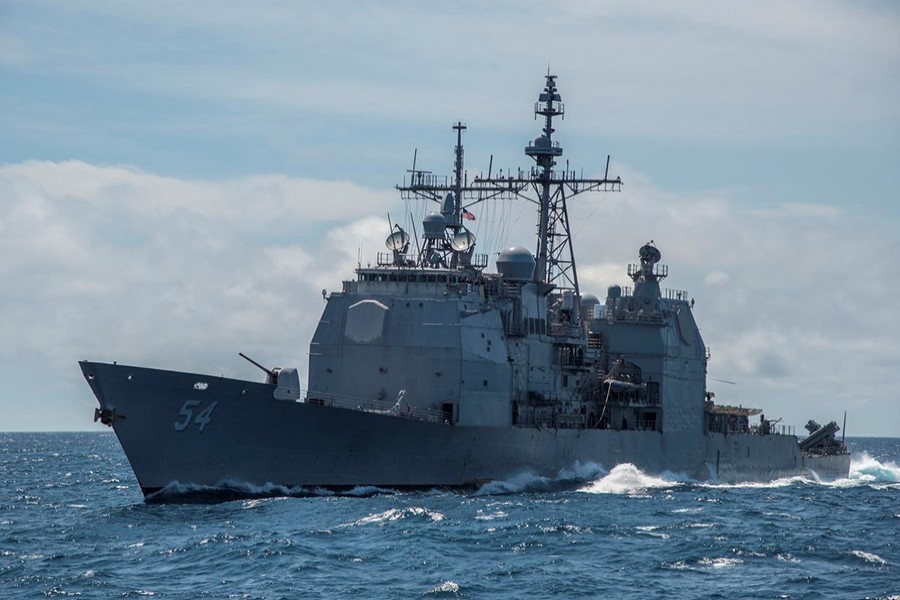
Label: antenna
xmin=450 ymin=229 xmax=477 ymax=252
xmin=409 ymin=212 xmax=422 ymax=260
xmin=408 ymin=149 xmax=418 ymax=184
xmin=394 ymin=74 xmax=621 ymax=289
xmin=385 ymin=227 xmax=410 ymax=251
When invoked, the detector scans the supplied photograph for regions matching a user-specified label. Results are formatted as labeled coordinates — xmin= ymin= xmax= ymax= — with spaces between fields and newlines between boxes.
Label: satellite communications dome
xmin=581 ymin=293 xmax=601 ymax=319
xmin=422 ymin=212 xmax=446 ymax=239
xmin=497 ymin=246 xmax=535 ymax=281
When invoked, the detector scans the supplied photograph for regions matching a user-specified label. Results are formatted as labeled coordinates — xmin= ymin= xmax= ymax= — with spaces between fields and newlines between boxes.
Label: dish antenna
xmin=450 ymin=229 xmax=477 ymax=252
xmin=385 ymin=227 xmax=410 ymax=251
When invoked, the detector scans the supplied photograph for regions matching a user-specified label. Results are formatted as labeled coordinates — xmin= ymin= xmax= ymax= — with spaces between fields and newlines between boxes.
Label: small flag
xmin=462 ymin=208 xmax=476 ymax=221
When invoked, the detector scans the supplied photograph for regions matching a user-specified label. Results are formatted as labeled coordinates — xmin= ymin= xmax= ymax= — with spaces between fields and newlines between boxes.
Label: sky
xmin=1 ymin=1 xmax=898 ymax=435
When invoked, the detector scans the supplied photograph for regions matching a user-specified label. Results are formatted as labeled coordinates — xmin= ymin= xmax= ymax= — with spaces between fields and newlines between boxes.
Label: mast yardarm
xmin=397 ymin=75 xmax=623 ymax=309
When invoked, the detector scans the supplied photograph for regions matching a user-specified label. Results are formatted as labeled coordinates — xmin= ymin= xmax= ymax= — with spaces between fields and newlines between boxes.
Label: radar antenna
xmin=475 ymin=74 xmax=622 ymax=298
xmin=396 ymin=74 xmax=623 ymax=313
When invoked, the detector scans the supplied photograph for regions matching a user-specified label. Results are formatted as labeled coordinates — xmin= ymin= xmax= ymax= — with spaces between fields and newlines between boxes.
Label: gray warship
xmin=81 ymin=75 xmax=850 ymax=498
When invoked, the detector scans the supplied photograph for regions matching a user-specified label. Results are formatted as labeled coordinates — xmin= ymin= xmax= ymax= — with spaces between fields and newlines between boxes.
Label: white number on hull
xmin=174 ymin=400 xmax=219 ymax=432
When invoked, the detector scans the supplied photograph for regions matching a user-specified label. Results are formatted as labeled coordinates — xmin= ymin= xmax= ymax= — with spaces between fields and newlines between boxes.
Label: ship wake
xmin=699 ymin=452 xmax=899 ymax=490
xmin=847 ymin=452 xmax=900 ymax=485
xmin=474 ymin=461 xmax=606 ymax=495
xmin=140 ymin=453 xmax=897 ymax=503
xmin=578 ymin=463 xmax=688 ymax=496
xmin=145 ymin=479 xmax=396 ymax=504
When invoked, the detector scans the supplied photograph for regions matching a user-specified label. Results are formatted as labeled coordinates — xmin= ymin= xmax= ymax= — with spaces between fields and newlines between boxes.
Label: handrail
xmin=301 ymin=389 xmax=448 ymax=424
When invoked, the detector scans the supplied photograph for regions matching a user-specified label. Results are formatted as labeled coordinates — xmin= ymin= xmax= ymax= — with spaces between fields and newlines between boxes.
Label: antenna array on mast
xmin=396 ymin=74 xmax=622 ymax=290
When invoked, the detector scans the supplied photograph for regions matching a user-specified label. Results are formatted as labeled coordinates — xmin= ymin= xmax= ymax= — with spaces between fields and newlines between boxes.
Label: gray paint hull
xmin=82 ymin=361 xmax=850 ymax=497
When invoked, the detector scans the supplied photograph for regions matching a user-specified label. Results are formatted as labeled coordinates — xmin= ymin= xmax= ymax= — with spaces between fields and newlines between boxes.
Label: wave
xmin=564 ymin=454 xmax=898 ymax=496
xmin=696 ymin=453 xmax=900 ymax=490
xmin=798 ymin=453 xmax=900 ymax=490
xmin=145 ymin=479 xmax=395 ymax=504
xmin=339 ymin=506 xmax=446 ymax=528
xmin=423 ymin=581 xmax=461 ymax=596
xmin=849 ymin=549 xmax=888 ymax=566
xmin=578 ymin=463 xmax=686 ymax=496
xmin=474 ymin=461 xmax=605 ymax=495
xmin=699 ymin=475 xmax=813 ymax=490
xmin=848 ymin=452 xmax=900 ymax=484
xmin=662 ymin=556 xmax=743 ymax=571
xmin=144 ymin=451 xmax=898 ymax=502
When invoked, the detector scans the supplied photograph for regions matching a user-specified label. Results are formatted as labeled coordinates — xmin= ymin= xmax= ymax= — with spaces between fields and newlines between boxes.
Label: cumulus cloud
xmin=567 ymin=167 xmax=900 ymax=433
xmin=0 ymin=161 xmax=395 ymax=428
xmin=1 ymin=0 xmax=897 ymax=435
xmin=1 ymin=159 xmax=897 ymax=434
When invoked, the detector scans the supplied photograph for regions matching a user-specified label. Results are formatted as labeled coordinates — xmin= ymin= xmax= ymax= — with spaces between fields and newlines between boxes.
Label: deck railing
xmin=301 ymin=389 xmax=448 ymax=424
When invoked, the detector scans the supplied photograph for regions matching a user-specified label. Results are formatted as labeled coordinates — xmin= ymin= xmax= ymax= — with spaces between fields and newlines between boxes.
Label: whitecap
xmin=699 ymin=475 xmax=813 ymax=490
xmin=474 ymin=510 xmax=508 ymax=521
xmin=475 ymin=461 xmax=606 ymax=495
xmin=849 ymin=550 xmax=887 ymax=566
xmin=578 ymin=463 xmax=681 ymax=495
xmin=148 ymin=478 xmax=329 ymax=501
xmin=424 ymin=581 xmax=460 ymax=596
xmin=698 ymin=557 xmax=742 ymax=568
xmin=556 ymin=461 xmax=606 ymax=481
xmin=776 ymin=553 xmax=800 ymax=562
xmin=635 ymin=525 xmax=670 ymax=539
xmin=344 ymin=485 xmax=395 ymax=496
xmin=793 ymin=453 xmax=900 ymax=489
xmin=475 ymin=471 xmax=551 ymax=495
xmin=340 ymin=506 xmax=445 ymax=527
xmin=849 ymin=453 xmax=900 ymax=484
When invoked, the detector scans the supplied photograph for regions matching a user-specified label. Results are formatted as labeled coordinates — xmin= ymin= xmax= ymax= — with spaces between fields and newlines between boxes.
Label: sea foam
xmin=578 ymin=463 xmax=684 ymax=495
xmin=474 ymin=461 xmax=605 ymax=495
xmin=849 ymin=452 xmax=900 ymax=484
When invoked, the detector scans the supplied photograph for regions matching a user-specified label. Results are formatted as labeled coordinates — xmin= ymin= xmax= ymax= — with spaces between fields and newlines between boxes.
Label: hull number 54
xmin=174 ymin=400 xmax=219 ymax=432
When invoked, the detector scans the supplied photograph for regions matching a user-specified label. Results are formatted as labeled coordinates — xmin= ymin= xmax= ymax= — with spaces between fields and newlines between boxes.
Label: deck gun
xmin=239 ymin=352 xmax=280 ymax=384
xmin=239 ymin=352 xmax=302 ymax=401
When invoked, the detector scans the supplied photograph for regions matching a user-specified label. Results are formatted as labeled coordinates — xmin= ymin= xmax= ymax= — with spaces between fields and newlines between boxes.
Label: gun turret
xmin=239 ymin=352 xmax=279 ymax=384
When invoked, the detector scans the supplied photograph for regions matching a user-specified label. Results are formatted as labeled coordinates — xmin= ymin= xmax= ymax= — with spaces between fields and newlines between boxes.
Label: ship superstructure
xmin=81 ymin=75 xmax=850 ymax=499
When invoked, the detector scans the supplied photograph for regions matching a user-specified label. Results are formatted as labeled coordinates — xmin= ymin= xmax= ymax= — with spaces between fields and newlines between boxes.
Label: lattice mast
xmin=396 ymin=75 xmax=622 ymax=289
xmin=478 ymin=74 xmax=622 ymax=297
xmin=397 ymin=122 xmax=496 ymax=270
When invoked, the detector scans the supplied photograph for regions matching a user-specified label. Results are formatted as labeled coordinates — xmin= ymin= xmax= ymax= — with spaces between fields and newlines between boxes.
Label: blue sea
xmin=1 ymin=433 xmax=897 ymax=599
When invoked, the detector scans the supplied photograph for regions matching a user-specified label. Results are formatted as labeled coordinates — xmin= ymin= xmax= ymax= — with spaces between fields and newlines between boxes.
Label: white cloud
xmin=13 ymin=1 xmax=899 ymax=141
xmin=1 ymin=159 xmax=897 ymax=434
xmin=1 ymin=1 xmax=897 ymax=436
xmin=555 ymin=163 xmax=900 ymax=434
xmin=0 ymin=162 xmax=395 ymax=430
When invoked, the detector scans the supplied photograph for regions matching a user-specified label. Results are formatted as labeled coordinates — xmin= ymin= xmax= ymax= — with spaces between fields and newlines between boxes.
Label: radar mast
xmin=397 ymin=74 xmax=623 ymax=311
xmin=476 ymin=74 xmax=622 ymax=299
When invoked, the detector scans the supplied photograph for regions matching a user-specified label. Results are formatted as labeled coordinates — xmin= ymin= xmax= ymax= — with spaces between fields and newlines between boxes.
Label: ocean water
xmin=1 ymin=433 xmax=897 ymax=599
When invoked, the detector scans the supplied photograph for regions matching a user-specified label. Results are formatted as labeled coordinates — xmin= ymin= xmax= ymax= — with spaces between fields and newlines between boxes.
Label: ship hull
xmin=81 ymin=361 xmax=850 ymax=498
